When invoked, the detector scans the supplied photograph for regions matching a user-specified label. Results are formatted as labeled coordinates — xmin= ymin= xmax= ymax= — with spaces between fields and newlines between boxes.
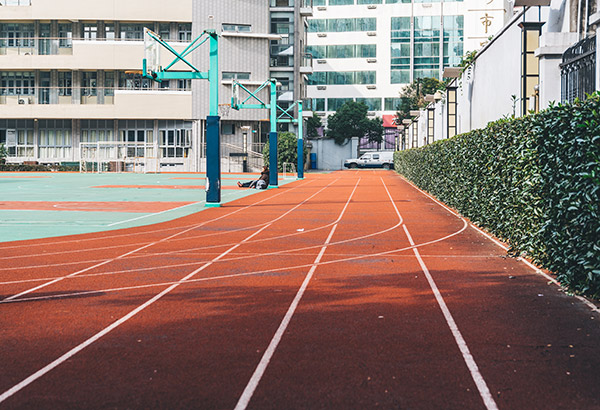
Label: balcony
xmin=0 ymin=87 xmax=191 ymax=119
xmin=0 ymin=37 xmax=190 ymax=71
xmin=300 ymin=53 xmax=313 ymax=74
xmin=300 ymin=0 xmax=313 ymax=16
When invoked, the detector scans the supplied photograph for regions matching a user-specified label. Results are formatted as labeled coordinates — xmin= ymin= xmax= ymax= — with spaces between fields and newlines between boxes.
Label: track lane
xmin=1 ymin=171 xmax=598 ymax=409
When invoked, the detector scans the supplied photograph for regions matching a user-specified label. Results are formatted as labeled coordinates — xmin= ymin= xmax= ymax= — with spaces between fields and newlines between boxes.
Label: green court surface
xmin=0 ymin=172 xmax=294 ymax=243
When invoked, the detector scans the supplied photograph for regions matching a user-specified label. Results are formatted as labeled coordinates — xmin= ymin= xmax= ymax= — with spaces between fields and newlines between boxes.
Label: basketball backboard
xmin=144 ymin=27 xmax=161 ymax=76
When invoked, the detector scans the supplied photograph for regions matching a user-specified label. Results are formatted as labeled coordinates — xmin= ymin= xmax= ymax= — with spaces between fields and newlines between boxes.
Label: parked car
xmin=343 ymin=151 xmax=394 ymax=170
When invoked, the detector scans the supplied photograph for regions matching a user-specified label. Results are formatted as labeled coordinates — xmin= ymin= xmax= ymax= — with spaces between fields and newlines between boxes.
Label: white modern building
xmin=305 ymin=0 xmax=511 ymax=136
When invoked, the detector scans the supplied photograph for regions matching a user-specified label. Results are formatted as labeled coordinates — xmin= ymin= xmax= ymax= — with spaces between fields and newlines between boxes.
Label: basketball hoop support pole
xmin=142 ymin=28 xmax=222 ymax=207
xmin=269 ymin=80 xmax=278 ymax=188
xmin=297 ymin=101 xmax=304 ymax=179
xmin=205 ymin=31 xmax=220 ymax=205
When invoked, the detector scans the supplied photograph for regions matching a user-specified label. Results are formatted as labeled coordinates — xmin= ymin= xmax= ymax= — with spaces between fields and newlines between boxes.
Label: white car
xmin=344 ymin=151 xmax=394 ymax=170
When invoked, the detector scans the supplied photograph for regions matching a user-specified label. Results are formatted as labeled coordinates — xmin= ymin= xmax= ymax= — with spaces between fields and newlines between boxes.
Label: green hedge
xmin=0 ymin=163 xmax=79 ymax=172
xmin=395 ymin=94 xmax=600 ymax=297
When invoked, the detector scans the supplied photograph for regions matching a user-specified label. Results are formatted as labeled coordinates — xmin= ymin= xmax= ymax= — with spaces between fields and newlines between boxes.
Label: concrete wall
xmin=310 ymin=137 xmax=358 ymax=170
xmin=0 ymin=0 xmax=192 ymax=21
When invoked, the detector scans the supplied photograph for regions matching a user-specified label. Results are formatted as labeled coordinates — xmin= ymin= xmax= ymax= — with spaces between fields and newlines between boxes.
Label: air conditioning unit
xmin=366 ymin=85 xmax=376 ymax=89
xmin=18 ymin=98 xmax=30 ymax=105
xmin=317 ymin=33 xmax=327 ymax=37
xmin=367 ymin=32 xmax=377 ymax=36
xmin=317 ymin=85 xmax=327 ymax=90
xmin=367 ymin=58 xmax=377 ymax=63
xmin=367 ymin=5 xmax=377 ymax=8
xmin=317 ymin=59 xmax=326 ymax=64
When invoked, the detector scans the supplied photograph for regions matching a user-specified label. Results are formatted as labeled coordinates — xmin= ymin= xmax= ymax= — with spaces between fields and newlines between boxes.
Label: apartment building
xmin=305 ymin=0 xmax=510 ymax=135
xmin=0 ymin=0 xmax=312 ymax=172
xmin=0 ymin=0 xmax=201 ymax=171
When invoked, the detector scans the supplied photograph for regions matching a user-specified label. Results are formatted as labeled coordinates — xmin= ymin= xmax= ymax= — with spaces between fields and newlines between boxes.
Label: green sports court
xmin=0 ymin=172 xmax=293 ymax=242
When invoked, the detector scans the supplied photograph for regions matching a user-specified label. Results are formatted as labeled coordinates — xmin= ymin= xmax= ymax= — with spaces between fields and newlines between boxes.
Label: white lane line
xmin=0 ymin=224 xmax=271 ymax=405
xmin=234 ymin=179 xmax=360 ymax=410
xmin=0 ymin=184 xmax=298 ymax=251
xmin=401 ymin=224 xmax=499 ymax=410
xmin=381 ymin=176 xmax=498 ymax=409
xmin=398 ymin=176 xmax=600 ymax=314
xmin=106 ymin=201 xmax=205 ymax=227
xmin=2 ymin=181 xmax=314 ymax=302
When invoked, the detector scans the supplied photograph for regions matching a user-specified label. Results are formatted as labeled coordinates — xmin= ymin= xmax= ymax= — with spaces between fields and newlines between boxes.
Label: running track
xmin=0 ymin=171 xmax=599 ymax=409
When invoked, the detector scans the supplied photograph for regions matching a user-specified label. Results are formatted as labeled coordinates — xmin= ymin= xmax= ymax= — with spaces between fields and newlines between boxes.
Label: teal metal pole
xmin=206 ymin=31 xmax=220 ymax=206
xmin=208 ymin=32 xmax=219 ymax=117
xmin=297 ymin=101 xmax=304 ymax=179
xmin=269 ymin=80 xmax=278 ymax=187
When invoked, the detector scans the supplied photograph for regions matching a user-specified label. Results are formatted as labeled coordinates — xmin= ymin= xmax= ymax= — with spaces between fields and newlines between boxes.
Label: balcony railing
xmin=0 ymin=36 xmax=154 ymax=56
xmin=561 ymin=35 xmax=596 ymax=104
xmin=0 ymin=87 xmax=190 ymax=105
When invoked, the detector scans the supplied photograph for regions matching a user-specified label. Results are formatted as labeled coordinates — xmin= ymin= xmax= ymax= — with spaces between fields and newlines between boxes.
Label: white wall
xmin=310 ymin=137 xmax=358 ymax=170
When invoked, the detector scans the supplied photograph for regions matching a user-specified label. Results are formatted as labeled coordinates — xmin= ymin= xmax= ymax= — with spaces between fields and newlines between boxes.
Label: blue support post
xmin=269 ymin=80 xmax=278 ymax=187
xmin=206 ymin=115 xmax=221 ymax=206
xmin=297 ymin=101 xmax=304 ymax=180
xmin=205 ymin=31 xmax=221 ymax=206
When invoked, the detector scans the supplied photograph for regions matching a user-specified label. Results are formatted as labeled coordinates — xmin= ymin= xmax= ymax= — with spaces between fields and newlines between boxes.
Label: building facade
xmin=305 ymin=0 xmax=510 ymax=140
xmin=0 ymin=0 xmax=312 ymax=172
xmin=0 ymin=0 xmax=200 ymax=171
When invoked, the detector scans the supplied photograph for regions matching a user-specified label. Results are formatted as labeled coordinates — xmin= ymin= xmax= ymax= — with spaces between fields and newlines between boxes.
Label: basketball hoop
xmin=218 ymin=103 xmax=231 ymax=118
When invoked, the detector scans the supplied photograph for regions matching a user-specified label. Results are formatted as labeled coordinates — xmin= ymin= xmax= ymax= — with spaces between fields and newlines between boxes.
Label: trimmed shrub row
xmin=0 ymin=163 xmax=79 ymax=172
xmin=395 ymin=94 xmax=600 ymax=298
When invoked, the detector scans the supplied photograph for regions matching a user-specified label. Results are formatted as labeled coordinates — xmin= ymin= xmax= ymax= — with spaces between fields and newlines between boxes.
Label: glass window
xmin=329 ymin=0 xmax=353 ymax=4
xmin=120 ymin=23 xmax=144 ymax=40
xmin=0 ymin=71 xmax=34 ymax=96
xmin=357 ymin=44 xmax=376 ymax=58
xmin=38 ymin=119 xmax=72 ymax=159
xmin=384 ymin=97 xmax=403 ymax=111
xmin=178 ymin=23 xmax=191 ymax=42
xmin=356 ymin=98 xmax=382 ymax=110
xmin=82 ymin=23 xmax=97 ymax=40
xmin=327 ymin=98 xmax=353 ymax=111
xmin=222 ymin=24 xmax=252 ymax=32
xmin=356 ymin=18 xmax=376 ymax=31
xmin=222 ymin=72 xmax=251 ymax=80
xmin=307 ymin=19 xmax=327 ymax=33
xmin=159 ymin=23 xmax=170 ymax=40
xmin=355 ymin=71 xmax=376 ymax=84
xmin=104 ymin=71 xmax=114 ymax=96
xmin=305 ymin=45 xmax=325 ymax=59
xmin=81 ymin=72 xmax=97 ymax=96
xmin=0 ymin=23 xmax=34 ymax=48
xmin=104 ymin=23 xmax=115 ymax=40
xmin=159 ymin=120 xmax=192 ymax=158
xmin=357 ymin=0 xmax=382 ymax=3
xmin=58 ymin=23 xmax=73 ymax=48
xmin=58 ymin=72 xmax=72 ymax=96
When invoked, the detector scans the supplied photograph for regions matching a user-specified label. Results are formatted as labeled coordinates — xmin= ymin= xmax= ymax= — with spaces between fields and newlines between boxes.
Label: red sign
xmin=382 ymin=114 xmax=400 ymax=128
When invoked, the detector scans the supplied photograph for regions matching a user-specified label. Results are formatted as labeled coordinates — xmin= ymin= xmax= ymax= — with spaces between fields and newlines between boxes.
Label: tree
xmin=263 ymin=131 xmax=309 ymax=172
xmin=395 ymin=77 xmax=445 ymax=122
xmin=326 ymin=101 xmax=383 ymax=146
xmin=0 ymin=143 xmax=7 ymax=164
xmin=305 ymin=112 xmax=322 ymax=139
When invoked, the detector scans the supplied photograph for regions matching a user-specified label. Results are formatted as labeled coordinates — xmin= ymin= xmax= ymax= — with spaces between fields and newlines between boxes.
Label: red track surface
xmin=0 ymin=171 xmax=598 ymax=409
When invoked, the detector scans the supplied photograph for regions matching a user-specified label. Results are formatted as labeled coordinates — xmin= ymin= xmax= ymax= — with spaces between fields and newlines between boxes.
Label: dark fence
xmin=561 ymin=35 xmax=596 ymax=104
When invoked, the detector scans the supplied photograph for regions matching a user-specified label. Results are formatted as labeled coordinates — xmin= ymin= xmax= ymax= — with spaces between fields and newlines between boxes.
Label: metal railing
xmin=0 ymin=86 xmax=191 ymax=105
xmin=561 ymin=35 xmax=596 ymax=104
